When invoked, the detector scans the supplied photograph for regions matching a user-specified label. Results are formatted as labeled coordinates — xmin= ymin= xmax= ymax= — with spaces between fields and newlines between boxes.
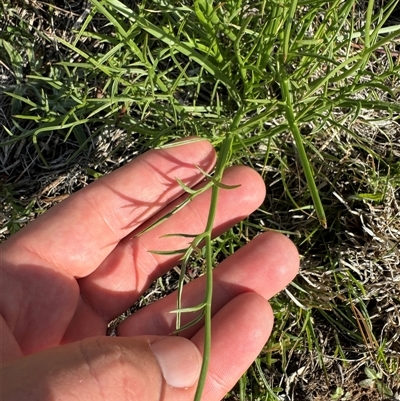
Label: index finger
xmin=2 ymin=139 xmax=216 ymax=278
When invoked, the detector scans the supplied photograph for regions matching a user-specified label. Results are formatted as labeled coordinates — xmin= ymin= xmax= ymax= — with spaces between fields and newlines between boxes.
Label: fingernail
xmin=150 ymin=337 xmax=202 ymax=388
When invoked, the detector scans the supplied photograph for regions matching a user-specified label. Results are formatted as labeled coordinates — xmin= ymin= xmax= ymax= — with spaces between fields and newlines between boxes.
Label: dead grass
xmin=1 ymin=1 xmax=400 ymax=400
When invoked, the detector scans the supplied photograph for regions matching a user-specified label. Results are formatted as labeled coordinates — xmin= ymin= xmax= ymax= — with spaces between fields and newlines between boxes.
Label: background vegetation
xmin=1 ymin=0 xmax=400 ymax=399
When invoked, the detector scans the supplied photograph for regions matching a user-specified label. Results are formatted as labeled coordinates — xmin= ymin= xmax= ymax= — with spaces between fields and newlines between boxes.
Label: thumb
xmin=2 ymin=335 xmax=202 ymax=401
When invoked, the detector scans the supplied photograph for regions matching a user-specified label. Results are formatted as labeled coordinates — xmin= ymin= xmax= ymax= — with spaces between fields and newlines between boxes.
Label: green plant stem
xmin=194 ymin=188 xmax=218 ymax=401
xmin=193 ymin=132 xmax=234 ymax=401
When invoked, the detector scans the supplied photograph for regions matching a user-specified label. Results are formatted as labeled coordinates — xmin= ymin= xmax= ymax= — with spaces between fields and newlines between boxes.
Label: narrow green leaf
xmin=281 ymin=77 xmax=327 ymax=228
xmin=172 ymin=311 xmax=205 ymax=334
xmin=161 ymin=233 xmax=199 ymax=238
xmin=176 ymin=177 xmax=198 ymax=194
xmin=2 ymin=40 xmax=24 ymax=82
xmin=148 ymin=248 xmax=188 ymax=255
xmin=169 ymin=302 xmax=207 ymax=314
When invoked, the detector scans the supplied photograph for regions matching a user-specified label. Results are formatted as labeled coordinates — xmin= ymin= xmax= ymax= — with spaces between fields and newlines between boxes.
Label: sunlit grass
xmin=1 ymin=0 xmax=400 ymax=399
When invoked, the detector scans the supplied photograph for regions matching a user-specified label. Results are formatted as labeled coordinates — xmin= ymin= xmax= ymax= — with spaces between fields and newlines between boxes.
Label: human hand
xmin=0 ymin=139 xmax=299 ymax=401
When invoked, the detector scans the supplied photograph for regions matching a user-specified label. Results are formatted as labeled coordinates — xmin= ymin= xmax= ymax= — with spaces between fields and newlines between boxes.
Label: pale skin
xmin=0 ymin=139 xmax=299 ymax=401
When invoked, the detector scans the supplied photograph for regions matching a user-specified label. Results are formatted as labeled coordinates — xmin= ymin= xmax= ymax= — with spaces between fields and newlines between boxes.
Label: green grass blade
xmin=281 ymin=77 xmax=327 ymax=228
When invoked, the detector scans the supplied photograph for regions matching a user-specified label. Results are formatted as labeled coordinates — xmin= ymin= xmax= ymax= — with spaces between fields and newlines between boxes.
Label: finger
xmin=2 ymin=139 xmax=216 ymax=278
xmin=118 ymin=232 xmax=299 ymax=337
xmin=0 ymin=316 xmax=23 ymax=363
xmin=192 ymin=292 xmax=273 ymax=401
xmin=2 ymin=335 xmax=202 ymax=401
xmin=75 ymin=166 xmax=266 ymax=323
